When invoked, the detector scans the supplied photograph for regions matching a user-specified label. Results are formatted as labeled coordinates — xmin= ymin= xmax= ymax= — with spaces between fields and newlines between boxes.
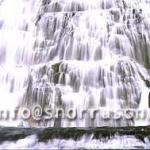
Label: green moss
xmin=0 ymin=126 xmax=150 ymax=142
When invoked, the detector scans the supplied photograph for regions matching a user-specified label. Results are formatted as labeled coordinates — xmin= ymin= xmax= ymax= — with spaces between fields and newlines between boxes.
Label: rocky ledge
xmin=0 ymin=126 xmax=150 ymax=143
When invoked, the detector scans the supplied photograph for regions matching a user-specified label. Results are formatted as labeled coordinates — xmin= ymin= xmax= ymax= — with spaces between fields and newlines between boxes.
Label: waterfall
xmin=0 ymin=0 xmax=150 ymax=128
xmin=0 ymin=0 xmax=41 ymax=126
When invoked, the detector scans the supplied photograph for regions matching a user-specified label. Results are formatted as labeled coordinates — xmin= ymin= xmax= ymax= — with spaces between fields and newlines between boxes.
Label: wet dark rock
xmin=42 ymin=0 xmax=51 ymax=5
xmin=132 ymin=9 xmax=136 ymax=15
xmin=149 ymin=92 xmax=150 ymax=108
xmin=132 ymin=9 xmax=143 ymax=24
xmin=0 ymin=126 xmax=150 ymax=142
xmin=138 ymin=70 xmax=150 ymax=87
xmin=110 ymin=9 xmax=120 ymax=22
xmin=38 ymin=65 xmax=47 ymax=77
xmin=127 ymin=20 xmax=131 ymax=28
xmin=54 ymin=87 xmax=64 ymax=127
xmin=145 ymin=79 xmax=150 ymax=87
xmin=35 ymin=14 xmax=42 ymax=26
xmin=52 ymin=62 xmax=61 ymax=76
xmin=51 ymin=62 xmax=62 ymax=84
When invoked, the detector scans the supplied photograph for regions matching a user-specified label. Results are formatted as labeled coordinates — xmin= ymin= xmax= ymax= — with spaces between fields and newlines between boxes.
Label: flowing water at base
xmin=0 ymin=135 xmax=147 ymax=149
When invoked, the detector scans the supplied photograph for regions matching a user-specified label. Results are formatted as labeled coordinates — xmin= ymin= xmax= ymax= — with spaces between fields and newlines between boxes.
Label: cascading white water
xmin=0 ymin=0 xmax=150 ymax=128
xmin=0 ymin=0 xmax=150 ymax=149
xmin=0 ymin=135 xmax=148 ymax=149
xmin=0 ymin=0 xmax=41 ymax=126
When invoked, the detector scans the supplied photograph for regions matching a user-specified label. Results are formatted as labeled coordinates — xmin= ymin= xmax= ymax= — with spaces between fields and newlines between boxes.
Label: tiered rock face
xmin=0 ymin=0 xmax=150 ymax=127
